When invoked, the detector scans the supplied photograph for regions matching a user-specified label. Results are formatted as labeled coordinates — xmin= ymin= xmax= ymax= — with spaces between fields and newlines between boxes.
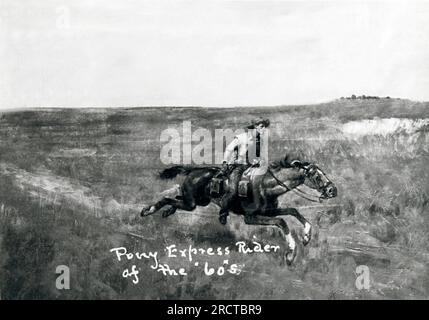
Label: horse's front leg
xmin=271 ymin=208 xmax=312 ymax=246
xmin=244 ymin=215 xmax=296 ymax=265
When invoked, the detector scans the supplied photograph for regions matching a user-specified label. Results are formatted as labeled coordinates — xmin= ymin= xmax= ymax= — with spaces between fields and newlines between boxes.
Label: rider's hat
xmin=247 ymin=117 xmax=270 ymax=129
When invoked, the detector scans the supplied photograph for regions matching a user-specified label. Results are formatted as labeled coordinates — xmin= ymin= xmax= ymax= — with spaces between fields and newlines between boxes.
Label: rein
xmin=267 ymin=169 xmax=322 ymax=203
xmin=293 ymin=187 xmax=322 ymax=203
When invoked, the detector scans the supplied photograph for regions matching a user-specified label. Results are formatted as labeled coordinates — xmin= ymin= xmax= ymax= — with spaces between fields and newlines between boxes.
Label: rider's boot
xmin=219 ymin=190 xmax=234 ymax=225
xmin=218 ymin=189 xmax=233 ymax=225
xmin=218 ymin=167 xmax=242 ymax=225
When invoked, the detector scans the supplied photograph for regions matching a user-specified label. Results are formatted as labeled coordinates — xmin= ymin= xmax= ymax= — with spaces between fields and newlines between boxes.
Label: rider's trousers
xmin=219 ymin=164 xmax=247 ymax=215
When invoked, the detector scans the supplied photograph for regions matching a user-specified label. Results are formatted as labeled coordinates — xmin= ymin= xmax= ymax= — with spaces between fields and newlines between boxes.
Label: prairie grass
xmin=0 ymin=99 xmax=428 ymax=299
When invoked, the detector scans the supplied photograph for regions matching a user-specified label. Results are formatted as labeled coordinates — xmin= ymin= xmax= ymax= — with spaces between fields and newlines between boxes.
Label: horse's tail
xmin=159 ymin=166 xmax=194 ymax=179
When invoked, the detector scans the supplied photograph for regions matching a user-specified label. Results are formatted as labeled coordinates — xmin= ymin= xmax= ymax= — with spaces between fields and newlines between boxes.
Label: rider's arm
xmin=223 ymin=137 xmax=239 ymax=164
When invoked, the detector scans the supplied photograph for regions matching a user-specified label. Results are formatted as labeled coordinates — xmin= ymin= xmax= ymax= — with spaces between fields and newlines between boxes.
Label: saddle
xmin=238 ymin=167 xmax=256 ymax=198
xmin=210 ymin=175 xmax=250 ymax=198
xmin=210 ymin=166 xmax=258 ymax=198
xmin=210 ymin=175 xmax=227 ymax=197
xmin=238 ymin=176 xmax=250 ymax=198
xmin=210 ymin=167 xmax=261 ymax=198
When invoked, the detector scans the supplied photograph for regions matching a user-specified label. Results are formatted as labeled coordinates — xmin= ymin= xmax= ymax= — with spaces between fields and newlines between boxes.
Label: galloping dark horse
xmin=141 ymin=156 xmax=337 ymax=264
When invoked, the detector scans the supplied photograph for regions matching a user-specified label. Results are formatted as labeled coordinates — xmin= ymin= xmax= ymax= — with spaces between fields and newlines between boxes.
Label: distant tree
xmin=351 ymin=94 xmax=356 ymax=99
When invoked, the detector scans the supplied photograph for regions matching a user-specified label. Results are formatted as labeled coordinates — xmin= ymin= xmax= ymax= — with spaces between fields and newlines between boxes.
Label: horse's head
xmin=302 ymin=163 xmax=337 ymax=199
xmin=269 ymin=157 xmax=337 ymax=200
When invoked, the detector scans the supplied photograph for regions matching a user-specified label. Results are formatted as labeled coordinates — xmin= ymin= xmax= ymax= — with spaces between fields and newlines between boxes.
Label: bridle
xmin=267 ymin=164 xmax=331 ymax=203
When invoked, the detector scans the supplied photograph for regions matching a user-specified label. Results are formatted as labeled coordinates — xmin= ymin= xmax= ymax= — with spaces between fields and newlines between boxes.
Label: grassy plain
xmin=0 ymin=98 xmax=428 ymax=299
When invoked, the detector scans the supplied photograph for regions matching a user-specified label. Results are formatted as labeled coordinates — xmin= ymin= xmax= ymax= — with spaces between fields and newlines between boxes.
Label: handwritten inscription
xmin=110 ymin=241 xmax=280 ymax=284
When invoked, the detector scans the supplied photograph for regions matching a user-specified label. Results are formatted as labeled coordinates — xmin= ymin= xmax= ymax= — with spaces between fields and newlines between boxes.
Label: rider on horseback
xmin=218 ymin=117 xmax=270 ymax=225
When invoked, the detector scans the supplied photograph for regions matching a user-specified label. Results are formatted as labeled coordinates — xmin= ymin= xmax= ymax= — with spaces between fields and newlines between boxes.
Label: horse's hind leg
xmin=141 ymin=196 xmax=171 ymax=217
xmin=161 ymin=195 xmax=196 ymax=211
xmin=244 ymin=215 xmax=296 ymax=265
xmin=140 ymin=180 xmax=196 ymax=217
xmin=141 ymin=186 xmax=197 ymax=217
xmin=141 ymin=196 xmax=181 ymax=217
xmin=272 ymin=208 xmax=312 ymax=246
xmin=159 ymin=205 xmax=176 ymax=218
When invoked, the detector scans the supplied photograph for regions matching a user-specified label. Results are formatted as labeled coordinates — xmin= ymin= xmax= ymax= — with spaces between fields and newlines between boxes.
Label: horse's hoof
xmin=141 ymin=205 xmax=155 ymax=217
xmin=140 ymin=209 xmax=147 ymax=217
xmin=285 ymin=247 xmax=297 ymax=265
xmin=285 ymin=252 xmax=295 ymax=265
xmin=303 ymin=224 xmax=312 ymax=246
xmin=219 ymin=214 xmax=228 ymax=225
xmin=162 ymin=207 xmax=175 ymax=218
xmin=303 ymin=233 xmax=312 ymax=246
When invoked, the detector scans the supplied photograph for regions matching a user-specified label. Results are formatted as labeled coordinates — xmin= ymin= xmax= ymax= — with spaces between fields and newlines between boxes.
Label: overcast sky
xmin=1 ymin=0 xmax=428 ymax=108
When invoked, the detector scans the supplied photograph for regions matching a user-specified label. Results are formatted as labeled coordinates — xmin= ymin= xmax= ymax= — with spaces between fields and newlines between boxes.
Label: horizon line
xmin=0 ymin=96 xmax=425 ymax=112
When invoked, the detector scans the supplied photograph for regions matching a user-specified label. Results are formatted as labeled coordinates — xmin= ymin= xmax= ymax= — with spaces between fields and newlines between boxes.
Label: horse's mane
xmin=269 ymin=159 xmax=290 ymax=170
xmin=269 ymin=153 xmax=310 ymax=170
